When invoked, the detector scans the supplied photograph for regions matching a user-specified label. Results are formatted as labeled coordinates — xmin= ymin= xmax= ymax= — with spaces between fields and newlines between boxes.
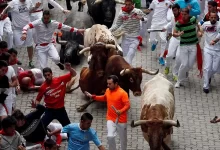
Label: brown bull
xmin=131 ymin=73 xmax=180 ymax=150
xmin=105 ymin=55 xmax=159 ymax=96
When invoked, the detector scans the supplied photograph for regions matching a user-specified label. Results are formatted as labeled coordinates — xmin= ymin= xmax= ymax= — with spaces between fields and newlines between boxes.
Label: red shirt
xmin=36 ymin=73 xmax=71 ymax=109
xmin=18 ymin=71 xmax=35 ymax=87
xmin=175 ymin=13 xmax=182 ymax=22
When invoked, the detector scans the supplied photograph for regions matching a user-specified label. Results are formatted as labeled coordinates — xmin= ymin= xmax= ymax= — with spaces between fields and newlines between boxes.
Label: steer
xmin=56 ymin=34 xmax=84 ymax=65
xmin=131 ymin=73 xmax=180 ymax=150
xmin=105 ymin=55 xmax=159 ymax=96
xmin=87 ymin=0 xmax=117 ymax=28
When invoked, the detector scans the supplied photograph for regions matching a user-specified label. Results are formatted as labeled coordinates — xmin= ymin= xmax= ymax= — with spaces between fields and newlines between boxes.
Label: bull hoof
xmin=77 ymin=106 xmax=86 ymax=112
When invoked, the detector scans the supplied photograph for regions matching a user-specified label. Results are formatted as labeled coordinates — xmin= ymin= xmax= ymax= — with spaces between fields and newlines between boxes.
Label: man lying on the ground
xmin=12 ymin=104 xmax=66 ymax=146
xmin=18 ymin=68 xmax=44 ymax=91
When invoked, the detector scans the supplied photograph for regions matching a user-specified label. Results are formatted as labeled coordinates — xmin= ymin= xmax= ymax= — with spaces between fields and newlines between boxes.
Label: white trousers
xmin=149 ymin=26 xmax=167 ymax=56
xmin=140 ymin=20 xmax=147 ymax=38
xmin=203 ymin=48 xmax=220 ymax=89
xmin=178 ymin=45 xmax=197 ymax=82
xmin=107 ymin=120 xmax=127 ymax=150
xmin=13 ymin=28 xmax=33 ymax=48
xmin=121 ymin=36 xmax=139 ymax=65
xmin=36 ymin=43 xmax=60 ymax=69
xmin=30 ymin=11 xmax=43 ymax=43
xmin=0 ymin=17 xmax=13 ymax=49
xmin=45 ymin=122 xmax=68 ymax=141
xmin=0 ymin=94 xmax=16 ymax=116
xmin=165 ymin=37 xmax=181 ymax=75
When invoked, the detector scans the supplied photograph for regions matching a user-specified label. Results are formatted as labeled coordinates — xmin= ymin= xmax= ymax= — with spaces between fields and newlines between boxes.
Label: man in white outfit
xmin=110 ymin=0 xmax=147 ymax=65
xmin=21 ymin=10 xmax=85 ymax=70
xmin=0 ymin=60 xmax=19 ymax=120
xmin=146 ymin=0 xmax=172 ymax=66
xmin=0 ymin=0 xmax=13 ymax=49
xmin=0 ymin=0 xmax=41 ymax=68
xmin=30 ymin=0 xmax=70 ymax=43
xmin=163 ymin=4 xmax=182 ymax=81
xmin=198 ymin=12 xmax=220 ymax=93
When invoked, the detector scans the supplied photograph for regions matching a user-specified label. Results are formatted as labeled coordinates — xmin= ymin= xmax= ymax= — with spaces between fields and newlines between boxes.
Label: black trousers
xmin=41 ymin=107 xmax=71 ymax=128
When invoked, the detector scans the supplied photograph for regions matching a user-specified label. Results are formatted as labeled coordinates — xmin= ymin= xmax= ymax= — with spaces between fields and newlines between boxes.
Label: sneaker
xmin=164 ymin=67 xmax=170 ymax=75
xmin=28 ymin=61 xmax=35 ymax=68
xmin=173 ymin=75 xmax=178 ymax=82
xmin=203 ymin=88 xmax=209 ymax=94
xmin=151 ymin=41 xmax=158 ymax=51
xmin=159 ymin=57 xmax=165 ymax=66
xmin=57 ymin=63 xmax=64 ymax=70
xmin=175 ymin=81 xmax=181 ymax=88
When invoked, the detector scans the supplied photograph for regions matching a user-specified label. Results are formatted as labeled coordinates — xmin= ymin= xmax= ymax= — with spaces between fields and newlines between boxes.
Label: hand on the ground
xmin=84 ymin=91 xmax=92 ymax=98
xmin=21 ymin=33 xmax=27 ymax=41
xmin=77 ymin=29 xmax=85 ymax=35
xmin=30 ymin=100 xmax=37 ymax=108
xmin=35 ymin=2 xmax=41 ymax=9
xmin=63 ymin=9 xmax=70 ymax=14
xmin=65 ymin=63 xmax=71 ymax=70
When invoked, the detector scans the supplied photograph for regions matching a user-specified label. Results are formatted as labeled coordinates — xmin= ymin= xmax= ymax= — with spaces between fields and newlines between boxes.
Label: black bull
xmin=57 ymin=12 xmax=84 ymax=65
xmin=87 ymin=0 xmax=116 ymax=28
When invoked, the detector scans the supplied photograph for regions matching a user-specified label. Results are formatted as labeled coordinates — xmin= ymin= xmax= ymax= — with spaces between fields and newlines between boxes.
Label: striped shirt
xmin=175 ymin=16 xmax=198 ymax=45
xmin=110 ymin=8 xmax=147 ymax=37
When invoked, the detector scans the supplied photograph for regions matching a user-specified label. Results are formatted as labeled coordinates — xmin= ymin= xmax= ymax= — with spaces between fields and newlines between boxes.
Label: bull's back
xmin=84 ymin=24 xmax=116 ymax=47
xmin=141 ymin=75 xmax=175 ymax=119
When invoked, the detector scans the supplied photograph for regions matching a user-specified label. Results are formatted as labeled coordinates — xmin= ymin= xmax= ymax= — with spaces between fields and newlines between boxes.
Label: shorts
xmin=13 ymin=28 xmax=33 ymax=48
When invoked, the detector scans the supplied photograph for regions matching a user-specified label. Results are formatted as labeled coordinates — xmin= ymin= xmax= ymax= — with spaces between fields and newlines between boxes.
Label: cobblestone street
xmin=15 ymin=0 xmax=220 ymax=149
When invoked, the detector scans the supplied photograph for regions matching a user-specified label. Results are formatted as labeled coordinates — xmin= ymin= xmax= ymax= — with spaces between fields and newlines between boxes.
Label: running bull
xmin=131 ymin=73 xmax=180 ymax=150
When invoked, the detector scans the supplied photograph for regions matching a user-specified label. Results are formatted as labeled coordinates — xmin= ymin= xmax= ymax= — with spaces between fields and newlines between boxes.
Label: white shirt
xmin=149 ymin=0 xmax=172 ymax=28
xmin=22 ymin=19 xmax=78 ymax=44
xmin=31 ymin=0 xmax=64 ymax=12
xmin=8 ymin=0 xmax=33 ymax=29
xmin=5 ymin=66 xmax=16 ymax=95
xmin=31 ymin=68 xmax=44 ymax=85
xmin=202 ymin=21 xmax=220 ymax=51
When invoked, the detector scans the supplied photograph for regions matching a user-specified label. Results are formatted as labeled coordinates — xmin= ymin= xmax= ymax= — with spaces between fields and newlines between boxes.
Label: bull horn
xmin=79 ymin=47 xmax=90 ymax=55
xmin=142 ymin=68 xmax=159 ymax=75
xmin=56 ymin=32 xmax=67 ymax=45
xmin=115 ymin=0 xmax=125 ymax=4
xmin=131 ymin=120 xmax=150 ymax=127
xmin=105 ymin=44 xmax=116 ymax=50
xmin=79 ymin=44 xmax=84 ymax=50
xmin=163 ymin=120 xmax=180 ymax=127
xmin=94 ymin=0 xmax=102 ymax=4
xmin=120 ymin=69 xmax=130 ymax=76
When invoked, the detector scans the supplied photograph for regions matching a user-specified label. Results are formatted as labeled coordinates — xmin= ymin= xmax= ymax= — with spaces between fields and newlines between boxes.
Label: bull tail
xmin=66 ymin=84 xmax=80 ymax=93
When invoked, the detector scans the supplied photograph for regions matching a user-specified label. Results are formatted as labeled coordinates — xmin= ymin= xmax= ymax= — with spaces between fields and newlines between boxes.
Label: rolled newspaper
xmin=147 ymin=29 xmax=164 ymax=32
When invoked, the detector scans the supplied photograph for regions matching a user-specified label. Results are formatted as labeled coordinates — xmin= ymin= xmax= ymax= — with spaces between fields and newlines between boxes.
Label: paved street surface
xmin=15 ymin=0 xmax=220 ymax=150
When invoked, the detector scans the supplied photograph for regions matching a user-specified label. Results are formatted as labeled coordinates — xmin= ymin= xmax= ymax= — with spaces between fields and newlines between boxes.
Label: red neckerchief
xmin=121 ymin=5 xmax=134 ymax=13
xmin=0 ymin=129 xmax=15 ymax=136
xmin=178 ymin=18 xmax=190 ymax=24
xmin=158 ymin=0 xmax=165 ymax=2
xmin=205 ymin=12 xmax=210 ymax=20
xmin=175 ymin=13 xmax=182 ymax=22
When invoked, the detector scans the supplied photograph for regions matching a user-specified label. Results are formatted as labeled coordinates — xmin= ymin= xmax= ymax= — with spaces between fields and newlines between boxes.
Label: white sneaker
xmin=175 ymin=81 xmax=181 ymax=88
